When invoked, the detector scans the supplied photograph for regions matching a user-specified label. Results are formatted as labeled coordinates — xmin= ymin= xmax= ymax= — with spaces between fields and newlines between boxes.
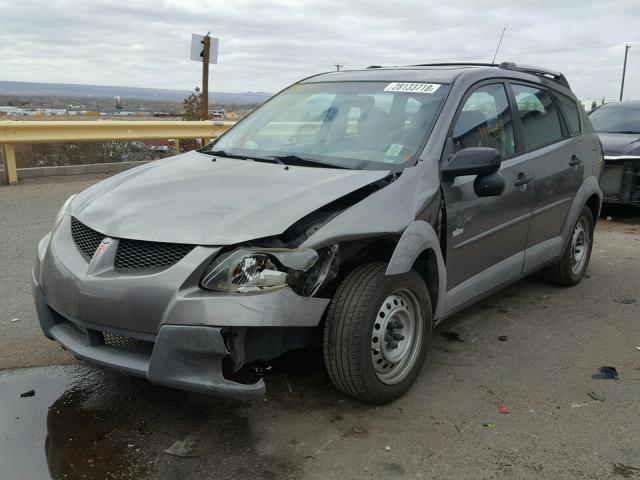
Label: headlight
xmin=200 ymin=247 xmax=337 ymax=295
xmin=52 ymin=194 xmax=76 ymax=231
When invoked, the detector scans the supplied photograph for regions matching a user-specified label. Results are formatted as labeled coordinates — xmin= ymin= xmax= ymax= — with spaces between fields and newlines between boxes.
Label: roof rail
xmin=406 ymin=61 xmax=570 ymax=88
xmin=410 ymin=62 xmax=497 ymax=68
xmin=498 ymin=62 xmax=570 ymax=88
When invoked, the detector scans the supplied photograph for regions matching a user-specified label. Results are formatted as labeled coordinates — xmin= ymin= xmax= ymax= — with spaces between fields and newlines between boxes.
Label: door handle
xmin=569 ymin=155 xmax=582 ymax=167
xmin=514 ymin=173 xmax=532 ymax=187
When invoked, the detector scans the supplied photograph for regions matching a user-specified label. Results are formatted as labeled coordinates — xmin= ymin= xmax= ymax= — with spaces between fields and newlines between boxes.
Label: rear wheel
xmin=541 ymin=206 xmax=594 ymax=286
xmin=323 ymin=262 xmax=432 ymax=404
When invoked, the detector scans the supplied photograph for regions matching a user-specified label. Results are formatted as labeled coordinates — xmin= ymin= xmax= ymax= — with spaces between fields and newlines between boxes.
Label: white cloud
xmin=0 ymin=0 xmax=638 ymax=100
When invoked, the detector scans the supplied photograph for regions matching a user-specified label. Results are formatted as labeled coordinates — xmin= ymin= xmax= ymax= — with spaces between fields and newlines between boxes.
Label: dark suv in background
xmin=34 ymin=62 xmax=602 ymax=404
xmin=589 ymin=101 xmax=640 ymax=206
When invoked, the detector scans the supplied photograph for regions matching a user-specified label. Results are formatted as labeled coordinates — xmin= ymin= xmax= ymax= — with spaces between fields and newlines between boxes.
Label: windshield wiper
xmin=207 ymin=149 xmax=245 ymax=159
xmin=603 ymin=130 xmax=640 ymax=134
xmin=266 ymin=155 xmax=349 ymax=169
xmin=207 ymin=150 xmax=284 ymax=164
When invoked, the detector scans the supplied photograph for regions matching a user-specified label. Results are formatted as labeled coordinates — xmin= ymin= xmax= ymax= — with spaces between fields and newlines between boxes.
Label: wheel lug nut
xmin=387 ymin=341 xmax=399 ymax=349
xmin=393 ymin=333 xmax=405 ymax=341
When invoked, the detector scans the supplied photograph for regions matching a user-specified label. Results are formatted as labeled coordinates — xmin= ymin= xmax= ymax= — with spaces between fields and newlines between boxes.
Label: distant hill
xmin=0 ymin=81 xmax=272 ymax=105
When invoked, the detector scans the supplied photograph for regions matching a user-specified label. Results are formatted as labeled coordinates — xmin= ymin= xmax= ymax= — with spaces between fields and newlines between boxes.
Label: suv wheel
xmin=541 ymin=206 xmax=594 ymax=286
xmin=323 ymin=262 xmax=432 ymax=404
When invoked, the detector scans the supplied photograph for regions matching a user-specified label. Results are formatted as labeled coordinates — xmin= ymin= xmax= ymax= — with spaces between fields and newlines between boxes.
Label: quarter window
xmin=512 ymin=85 xmax=563 ymax=150
xmin=452 ymin=84 xmax=515 ymax=157
xmin=554 ymin=92 xmax=581 ymax=135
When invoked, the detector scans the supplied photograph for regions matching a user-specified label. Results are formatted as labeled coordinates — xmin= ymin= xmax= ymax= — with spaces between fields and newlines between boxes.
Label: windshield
xmin=206 ymin=81 xmax=450 ymax=170
xmin=589 ymin=106 xmax=640 ymax=133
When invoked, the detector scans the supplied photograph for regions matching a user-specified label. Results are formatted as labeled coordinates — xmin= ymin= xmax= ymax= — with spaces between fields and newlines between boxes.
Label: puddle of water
xmin=0 ymin=351 xmax=334 ymax=480
xmin=0 ymin=368 xmax=67 ymax=480
xmin=0 ymin=365 xmax=141 ymax=480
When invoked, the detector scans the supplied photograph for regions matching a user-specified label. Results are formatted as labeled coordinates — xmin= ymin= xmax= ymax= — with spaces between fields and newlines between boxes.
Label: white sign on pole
xmin=190 ymin=34 xmax=219 ymax=64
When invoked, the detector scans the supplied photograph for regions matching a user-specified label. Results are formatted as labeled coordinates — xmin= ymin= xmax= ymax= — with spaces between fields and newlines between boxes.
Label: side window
xmin=512 ymin=85 xmax=563 ymax=150
xmin=452 ymin=83 xmax=515 ymax=157
xmin=554 ymin=92 xmax=582 ymax=135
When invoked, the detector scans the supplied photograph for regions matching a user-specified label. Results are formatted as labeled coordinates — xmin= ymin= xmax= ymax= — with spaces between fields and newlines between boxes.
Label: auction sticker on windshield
xmin=383 ymin=82 xmax=441 ymax=93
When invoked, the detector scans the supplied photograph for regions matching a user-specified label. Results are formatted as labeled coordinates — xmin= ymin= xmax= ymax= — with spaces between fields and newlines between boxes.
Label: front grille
xmin=71 ymin=217 xmax=105 ymax=260
xmin=71 ymin=217 xmax=193 ymax=272
xmin=115 ymin=239 xmax=193 ymax=272
xmin=68 ymin=319 xmax=87 ymax=336
xmin=59 ymin=316 xmax=154 ymax=356
xmin=103 ymin=332 xmax=155 ymax=354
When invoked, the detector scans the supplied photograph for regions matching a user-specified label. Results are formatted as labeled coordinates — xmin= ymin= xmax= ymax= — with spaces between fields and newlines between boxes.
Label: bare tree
xmin=183 ymin=87 xmax=202 ymax=121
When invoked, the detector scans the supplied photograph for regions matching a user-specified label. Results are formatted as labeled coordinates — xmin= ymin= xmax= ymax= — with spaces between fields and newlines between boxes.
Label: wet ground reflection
xmin=0 ymin=366 xmax=148 ymax=480
xmin=0 ymin=349 xmax=342 ymax=480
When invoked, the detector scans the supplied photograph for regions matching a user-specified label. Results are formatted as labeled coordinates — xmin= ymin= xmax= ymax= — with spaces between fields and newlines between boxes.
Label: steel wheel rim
xmin=370 ymin=289 xmax=423 ymax=385
xmin=570 ymin=217 xmax=590 ymax=275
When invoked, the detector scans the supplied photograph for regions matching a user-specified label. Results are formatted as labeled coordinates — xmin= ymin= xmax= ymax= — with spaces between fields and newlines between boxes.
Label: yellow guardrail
xmin=0 ymin=120 xmax=234 ymax=185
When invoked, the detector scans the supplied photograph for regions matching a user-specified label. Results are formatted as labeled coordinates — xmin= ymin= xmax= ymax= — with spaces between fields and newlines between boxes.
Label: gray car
xmin=589 ymin=101 xmax=640 ymax=206
xmin=33 ymin=62 xmax=603 ymax=404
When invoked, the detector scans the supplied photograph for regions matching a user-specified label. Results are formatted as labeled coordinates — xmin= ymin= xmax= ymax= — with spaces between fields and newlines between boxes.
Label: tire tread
xmin=323 ymin=262 xmax=386 ymax=400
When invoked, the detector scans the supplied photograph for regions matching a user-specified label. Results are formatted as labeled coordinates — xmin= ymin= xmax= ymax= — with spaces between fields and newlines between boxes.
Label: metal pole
xmin=201 ymin=34 xmax=211 ymax=121
xmin=620 ymin=44 xmax=630 ymax=102
xmin=2 ymin=143 xmax=18 ymax=185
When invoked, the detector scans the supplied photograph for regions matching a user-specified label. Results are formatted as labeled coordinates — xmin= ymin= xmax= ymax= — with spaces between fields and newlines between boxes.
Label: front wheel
xmin=541 ymin=205 xmax=594 ymax=286
xmin=323 ymin=262 xmax=432 ymax=404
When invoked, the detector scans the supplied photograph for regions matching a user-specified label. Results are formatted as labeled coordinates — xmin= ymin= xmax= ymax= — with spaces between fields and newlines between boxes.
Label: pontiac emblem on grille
xmin=93 ymin=238 xmax=112 ymax=259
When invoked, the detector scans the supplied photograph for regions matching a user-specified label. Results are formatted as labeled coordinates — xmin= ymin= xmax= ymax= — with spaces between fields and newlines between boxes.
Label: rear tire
xmin=541 ymin=206 xmax=594 ymax=286
xmin=323 ymin=262 xmax=432 ymax=404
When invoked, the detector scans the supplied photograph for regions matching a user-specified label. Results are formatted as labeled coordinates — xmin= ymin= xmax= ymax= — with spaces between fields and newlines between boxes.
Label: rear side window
xmin=554 ymin=92 xmax=581 ymax=135
xmin=512 ymin=84 xmax=563 ymax=150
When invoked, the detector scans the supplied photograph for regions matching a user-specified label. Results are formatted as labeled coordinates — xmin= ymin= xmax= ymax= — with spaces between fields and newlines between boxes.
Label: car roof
xmin=300 ymin=63 xmax=573 ymax=94
xmin=301 ymin=66 xmax=472 ymax=84
xmin=597 ymin=100 xmax=640 ymax=109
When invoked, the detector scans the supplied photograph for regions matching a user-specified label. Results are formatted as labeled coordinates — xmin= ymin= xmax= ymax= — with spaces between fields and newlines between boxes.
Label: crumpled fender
xmin=301 ymin=157 xmax=446 ymax=319
xmin=301 ymin=159 xmax=442 ymax=249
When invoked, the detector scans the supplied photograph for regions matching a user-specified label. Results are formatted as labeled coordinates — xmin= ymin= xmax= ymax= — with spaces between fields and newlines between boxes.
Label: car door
xmin=441 ymin=82 xmax=534 ymax=313
xmin=508 ymin=84 xmax=585 ymax=271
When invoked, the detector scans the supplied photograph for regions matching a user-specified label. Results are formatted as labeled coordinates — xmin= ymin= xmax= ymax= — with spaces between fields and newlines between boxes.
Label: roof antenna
xmin=491 ymin=27 xmax=506 ymax=64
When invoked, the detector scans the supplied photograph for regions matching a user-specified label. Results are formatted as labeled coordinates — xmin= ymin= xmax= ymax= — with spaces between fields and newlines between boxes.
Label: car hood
xmin=597 ymin=132 xmax=640 ymax=158
xmin=71 ymin=151 xmax=390 ymax=245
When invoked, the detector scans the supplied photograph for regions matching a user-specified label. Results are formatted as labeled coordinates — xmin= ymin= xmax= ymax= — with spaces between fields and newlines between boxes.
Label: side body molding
xmin=386 ymin=220 xmax=447 ymax=321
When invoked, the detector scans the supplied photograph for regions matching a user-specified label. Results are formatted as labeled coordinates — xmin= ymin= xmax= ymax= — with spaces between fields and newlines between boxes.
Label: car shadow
xmin=600 ymin=204 xmax=640 ymax=225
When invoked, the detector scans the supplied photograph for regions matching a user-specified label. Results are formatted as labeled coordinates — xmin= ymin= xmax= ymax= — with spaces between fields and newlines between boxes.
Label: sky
xmin=0 ymin=0 xmax=638 ymax=101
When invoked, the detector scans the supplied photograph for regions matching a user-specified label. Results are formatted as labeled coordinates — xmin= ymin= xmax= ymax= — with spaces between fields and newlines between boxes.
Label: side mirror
xmin=473 ymin=172 xmax=505 ymax=197
xmin=441 ymin=147 xmax=502 ymax=179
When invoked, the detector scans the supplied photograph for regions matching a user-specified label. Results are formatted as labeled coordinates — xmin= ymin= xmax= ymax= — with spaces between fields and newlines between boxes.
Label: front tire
xmin=323 ymin=262 xmax=432 ymax=404
xmin=541 ymin=206 xmax=594 ymax=286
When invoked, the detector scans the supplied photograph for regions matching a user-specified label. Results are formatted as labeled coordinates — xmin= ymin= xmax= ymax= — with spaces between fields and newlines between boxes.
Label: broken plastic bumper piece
xmin=32 ymin=280 xmax=265 ymax=400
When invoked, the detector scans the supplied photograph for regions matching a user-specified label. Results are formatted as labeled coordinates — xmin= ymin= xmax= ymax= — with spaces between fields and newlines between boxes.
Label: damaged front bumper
xmin=32 ymin=217 xmax=331 ymax=400
xmin=33 ymin=275 xmax=266 ymax=399
xmin=601 ymin=156 xmax=640 ymax=205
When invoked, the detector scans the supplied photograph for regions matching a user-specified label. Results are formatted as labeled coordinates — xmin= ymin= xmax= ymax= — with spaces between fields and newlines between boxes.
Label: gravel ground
xmin=1 ymin=175 xmax=639 ymax=480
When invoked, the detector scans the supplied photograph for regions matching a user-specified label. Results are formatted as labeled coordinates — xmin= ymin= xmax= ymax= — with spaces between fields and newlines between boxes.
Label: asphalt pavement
xmin=1 ymin=175 xmax=639 ymax=480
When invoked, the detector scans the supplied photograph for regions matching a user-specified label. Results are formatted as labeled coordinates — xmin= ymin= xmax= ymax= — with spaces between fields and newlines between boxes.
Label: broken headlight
xmin=200 ymin=248 xmax=323 ymax=294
